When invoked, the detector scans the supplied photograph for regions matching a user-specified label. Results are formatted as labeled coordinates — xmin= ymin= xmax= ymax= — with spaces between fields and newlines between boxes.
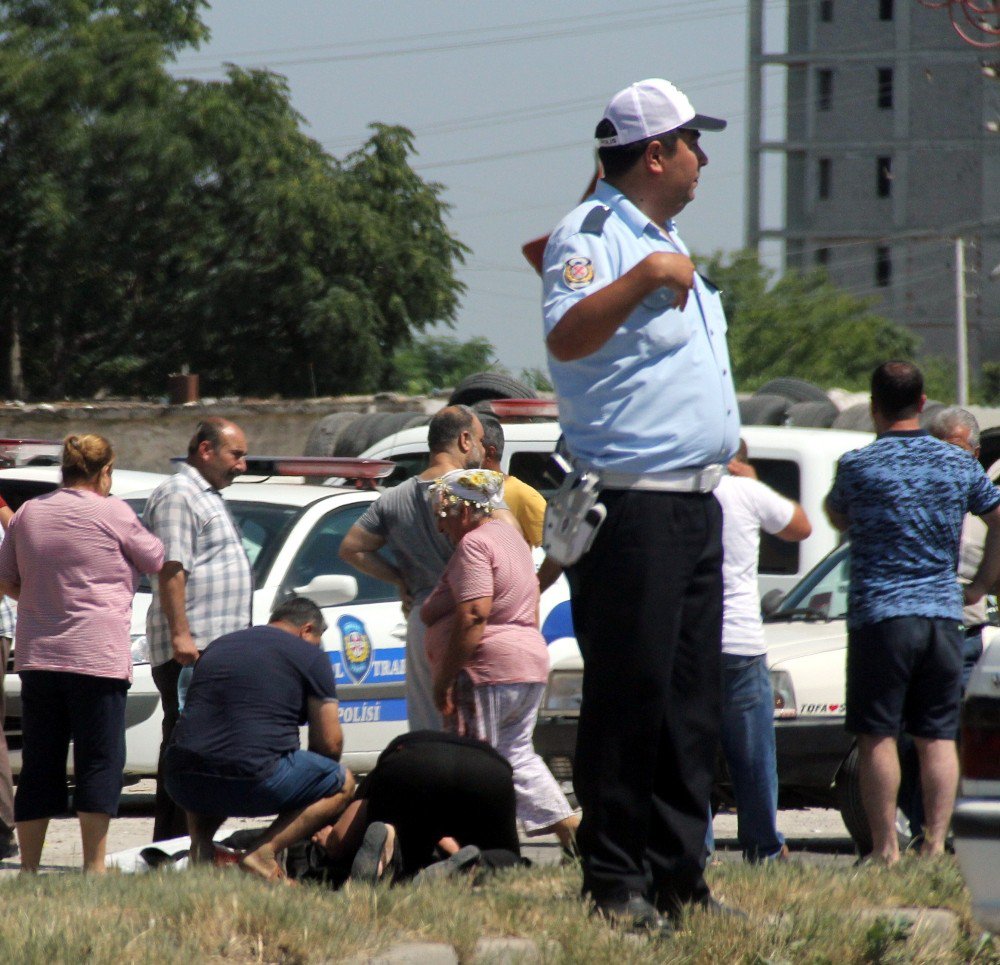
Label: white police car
xmin=1 ymin=457 xmax=573 ymax=778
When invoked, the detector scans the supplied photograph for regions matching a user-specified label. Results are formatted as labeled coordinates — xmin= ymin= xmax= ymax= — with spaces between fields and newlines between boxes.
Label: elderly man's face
xmin=198 ymin=426 xmax=248 ymax=490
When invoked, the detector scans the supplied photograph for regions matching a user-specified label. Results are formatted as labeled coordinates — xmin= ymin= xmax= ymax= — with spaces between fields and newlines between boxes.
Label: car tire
xmin=786 ymin=399 xmax=839 ymax=428
xmin=333 ymin=412 xmax=419 ymax=457
xmin=738 ymin=394 xmax=789 ymax=426
xmin=448 ymin=372 xmax=538 ymax=407
xmin=303 ymin=412 xmax=363 ymax=457
xmin=835 ymin=745 xmax=871 ymax=852
xmin=835 ymin=745 xmax=914 ymax=854
xmin=755 ymin=378 xmax=830 ymax=404
xmin=831 ymin=402 xmax=874 ymax=432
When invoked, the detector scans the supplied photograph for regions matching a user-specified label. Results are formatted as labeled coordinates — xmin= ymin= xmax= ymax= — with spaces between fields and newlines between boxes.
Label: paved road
xmin=0 ymin=781 xmax=857 ymax=875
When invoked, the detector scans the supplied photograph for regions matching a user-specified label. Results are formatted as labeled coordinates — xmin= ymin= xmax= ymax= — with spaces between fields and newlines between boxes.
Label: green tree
xmin=700 ymin=250 xmax=918 ymax=392
xmin=0 ymin=1 xmax=467 ymax=398
xmin=387 ymin=335 xmax=496 ymax=395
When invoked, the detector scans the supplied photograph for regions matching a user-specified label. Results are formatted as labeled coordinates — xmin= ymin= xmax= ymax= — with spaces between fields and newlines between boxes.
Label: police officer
xmin=542 ymin=78 xmax=740 ymax=934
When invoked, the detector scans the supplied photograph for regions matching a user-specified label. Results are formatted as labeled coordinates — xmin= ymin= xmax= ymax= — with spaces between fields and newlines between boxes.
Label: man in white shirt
xmin=714 ymin=440 xmax=811 ymax=861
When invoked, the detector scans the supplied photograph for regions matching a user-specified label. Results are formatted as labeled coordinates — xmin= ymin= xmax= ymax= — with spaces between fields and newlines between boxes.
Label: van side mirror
xmin=761 ymin=588 xmax=785 ymax=617
xmin=293 ymin=574 xmax=358 ymax=607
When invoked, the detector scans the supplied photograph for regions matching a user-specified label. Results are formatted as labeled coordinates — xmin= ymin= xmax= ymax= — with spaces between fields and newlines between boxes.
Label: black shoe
xmin=592 ymin=894 xmax=674 ymax=937
xmin=0 ymin=832 xmax=17 ymax=861
xmin=413 ymin=845 xmax=481 ymax=883
xmin=350 ymin=822 xmax=397 ymax=884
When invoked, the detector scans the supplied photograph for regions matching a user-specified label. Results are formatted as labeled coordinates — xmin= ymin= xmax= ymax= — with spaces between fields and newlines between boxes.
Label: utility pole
xmin=955 ymin=237 xmax=969 ymax=406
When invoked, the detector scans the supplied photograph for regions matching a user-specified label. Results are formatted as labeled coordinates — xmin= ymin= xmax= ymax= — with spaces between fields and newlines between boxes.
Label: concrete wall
xmin=0 ymin=396 xmax=444 ymax=474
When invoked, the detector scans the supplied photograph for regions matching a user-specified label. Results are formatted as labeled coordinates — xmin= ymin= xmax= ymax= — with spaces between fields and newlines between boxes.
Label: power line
xmin=174 ymin=2 xmax=747 ymax=71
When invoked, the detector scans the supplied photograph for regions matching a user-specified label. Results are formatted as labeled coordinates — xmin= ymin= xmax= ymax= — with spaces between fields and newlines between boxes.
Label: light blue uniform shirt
xmin=542 ymin=179 xmax=740 ymax=474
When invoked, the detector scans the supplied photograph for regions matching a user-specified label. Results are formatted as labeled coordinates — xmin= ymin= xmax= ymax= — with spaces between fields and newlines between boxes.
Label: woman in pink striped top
xmin=0 ymin=434 xmax=164 ymax=873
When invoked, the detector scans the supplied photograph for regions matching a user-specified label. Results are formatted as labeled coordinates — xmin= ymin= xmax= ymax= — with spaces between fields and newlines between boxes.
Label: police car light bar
xmin=0 ymin=438 xmax=63 ymax=468
xmin=488 ymin=399 xmax=559 ymax=419
xmin=242 ymin=456 xmax=396 ymax=480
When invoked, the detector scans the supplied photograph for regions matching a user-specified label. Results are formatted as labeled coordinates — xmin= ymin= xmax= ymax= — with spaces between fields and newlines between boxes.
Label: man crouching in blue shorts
xmin=165 ymin=597 xmax=355 ymax=882
xmin=825 ymin=361 xmax=1000 ymax=864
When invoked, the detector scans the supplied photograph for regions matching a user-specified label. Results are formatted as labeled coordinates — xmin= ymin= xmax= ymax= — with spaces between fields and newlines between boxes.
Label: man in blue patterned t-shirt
xmin=826 ymin=361 xmax=1000 ymax=864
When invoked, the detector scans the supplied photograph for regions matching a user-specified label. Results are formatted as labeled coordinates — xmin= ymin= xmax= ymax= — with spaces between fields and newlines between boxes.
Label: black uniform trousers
xmin=151 ymin=659 xmax=189 ymax=842
xmin=568 ymin=488 xmax=723 ymax=912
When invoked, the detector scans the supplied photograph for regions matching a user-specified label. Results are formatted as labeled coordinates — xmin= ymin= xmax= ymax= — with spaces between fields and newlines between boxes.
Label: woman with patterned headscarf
xmin=421 ymin=468 xmax=578 ymax=850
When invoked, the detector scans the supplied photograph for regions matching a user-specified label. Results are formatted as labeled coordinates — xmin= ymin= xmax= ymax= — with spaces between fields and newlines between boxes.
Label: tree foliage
xmin=700 ymin=250 xmax=918 ymax=392
xmin=387 ymin=335 xmax=496 ymax=395
xmin=0 ymin=0 xmax=467 ymax=398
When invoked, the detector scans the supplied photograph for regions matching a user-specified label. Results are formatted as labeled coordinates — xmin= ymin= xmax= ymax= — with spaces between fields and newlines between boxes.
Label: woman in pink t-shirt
xmin=0 ymin=435 xmax=164 ymax=874
xmin=421 ymin=468 xmax=577 ymax=849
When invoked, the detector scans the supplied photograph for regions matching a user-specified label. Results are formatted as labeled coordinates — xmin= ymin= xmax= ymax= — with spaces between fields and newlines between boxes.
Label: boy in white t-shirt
xmin=714 ymin=441 xmax=811 ymax=861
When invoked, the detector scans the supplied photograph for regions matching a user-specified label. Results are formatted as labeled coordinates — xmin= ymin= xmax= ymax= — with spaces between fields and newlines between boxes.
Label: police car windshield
xmin=125 ymin=498 xmax=302 ymax=592
xmin=769 ymin=543 xmax=850 ymax=622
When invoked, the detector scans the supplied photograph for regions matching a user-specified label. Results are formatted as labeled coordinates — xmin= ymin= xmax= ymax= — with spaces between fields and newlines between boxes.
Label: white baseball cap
xmin=597 ymin=78 xmax=726 ymax=147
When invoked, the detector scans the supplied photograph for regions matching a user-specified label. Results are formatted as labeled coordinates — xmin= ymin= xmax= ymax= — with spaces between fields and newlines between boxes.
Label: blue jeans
xmin=719 ymin=653 xmax=784 ymax=862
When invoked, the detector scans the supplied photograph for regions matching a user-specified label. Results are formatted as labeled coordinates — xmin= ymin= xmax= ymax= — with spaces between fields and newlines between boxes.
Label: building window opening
xmin=820 ymin=0 xmax=834 ymax=22
xmin=816 ymin=247 xmax=830 ymax=267
xmin=818 ymin=69 xmax=833 ymax=110
xmin=879 ymin=0 xmax=894 ymax=21
xmin=818 ymin=158 xmax=832 ymax=199
xmin=876 ymin=157 xmax=893 ymax=197
xmin=877 ymin=68 xmax=894 ymax=109
xmin=875 ymin=246 xmax=892 ymax=287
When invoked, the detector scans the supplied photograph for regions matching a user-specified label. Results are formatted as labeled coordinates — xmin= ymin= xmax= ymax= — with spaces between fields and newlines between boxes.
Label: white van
xmin=359 ymin=419 xmax=872 ymax=597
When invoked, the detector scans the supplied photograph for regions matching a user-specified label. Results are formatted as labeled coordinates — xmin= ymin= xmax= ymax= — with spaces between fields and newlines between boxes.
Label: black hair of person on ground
xmin=289 ymin=730 xmax=527 ymax=885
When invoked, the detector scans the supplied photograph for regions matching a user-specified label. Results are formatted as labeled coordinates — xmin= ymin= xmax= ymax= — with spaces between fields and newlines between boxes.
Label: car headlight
xmin=130 ymin=633 xmax=151 ymax=666
xmin=543 ymin=669 xmax=583 ymax=713
xmin=770 ymin=669 xmax=797 ymax=720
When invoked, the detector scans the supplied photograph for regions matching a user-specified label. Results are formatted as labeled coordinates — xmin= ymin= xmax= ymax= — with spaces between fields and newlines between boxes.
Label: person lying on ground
xmin=163 ymin=596 xmax=355 ymax=883
xmin=310 ymin=729 xmax=524 ymax=884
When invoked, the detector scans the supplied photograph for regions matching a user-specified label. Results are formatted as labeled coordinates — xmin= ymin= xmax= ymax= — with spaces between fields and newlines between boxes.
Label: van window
xmin=508 ymin=450 xmax=558 ymax=498
xmin=752 ymin=458 xmax=801 ymax=575
xmin=382 ymin=453 xmax=428 ymax=488
xmin=0 ymin=480 xmax=57 ymax=511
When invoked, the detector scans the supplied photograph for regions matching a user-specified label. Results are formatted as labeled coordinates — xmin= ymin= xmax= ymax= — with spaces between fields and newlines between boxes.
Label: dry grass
xmin=0 ymin=856 xmax=996 ymax=963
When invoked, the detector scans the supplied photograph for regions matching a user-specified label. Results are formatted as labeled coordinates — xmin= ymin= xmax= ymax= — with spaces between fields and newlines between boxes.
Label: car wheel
xmin=835 ymin=745 xmax=914 ymax=854
xmin=448 ymin=371 xmax=538 ymax=407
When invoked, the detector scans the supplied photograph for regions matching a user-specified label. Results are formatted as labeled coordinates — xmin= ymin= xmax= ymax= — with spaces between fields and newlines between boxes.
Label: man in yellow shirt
xmin=480 ymin=415 xmax=546 ymax=547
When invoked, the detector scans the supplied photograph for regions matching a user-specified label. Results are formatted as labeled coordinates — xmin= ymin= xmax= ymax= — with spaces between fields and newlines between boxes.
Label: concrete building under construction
xmin=746 ymin=0 xmax=1000 ymax=378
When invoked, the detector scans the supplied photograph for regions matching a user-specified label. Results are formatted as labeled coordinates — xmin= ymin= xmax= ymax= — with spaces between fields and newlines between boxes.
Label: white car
xmin=360 ymin=418 xmax=873 ymax=597
xmin=954 ymin=639 xmax=1000 ymax=933
xmin=1 ymin=460 xmax=573 ymax=778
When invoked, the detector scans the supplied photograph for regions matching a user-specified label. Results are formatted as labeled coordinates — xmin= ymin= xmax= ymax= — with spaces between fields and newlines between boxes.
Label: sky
xmin=171 ymin=1 xmax=782 ymax=378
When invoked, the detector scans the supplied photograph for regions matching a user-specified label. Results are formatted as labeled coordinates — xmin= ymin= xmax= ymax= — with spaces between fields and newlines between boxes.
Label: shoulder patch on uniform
xmin=562 ymin=256 xmax=594 ymax=290
xmin=580 ymin=205 xmax=611 ymax=235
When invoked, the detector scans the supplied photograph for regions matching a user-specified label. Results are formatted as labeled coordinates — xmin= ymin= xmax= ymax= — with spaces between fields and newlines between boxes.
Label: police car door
xmin=279 ymin=502 xmax=408 ymax=773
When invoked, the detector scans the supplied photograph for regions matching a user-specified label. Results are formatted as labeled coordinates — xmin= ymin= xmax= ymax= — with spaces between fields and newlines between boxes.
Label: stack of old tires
xmin=739 ymin=378 xmax=839 ymax=429
xmin=303 ymin=372 xmax=540 ymax=458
